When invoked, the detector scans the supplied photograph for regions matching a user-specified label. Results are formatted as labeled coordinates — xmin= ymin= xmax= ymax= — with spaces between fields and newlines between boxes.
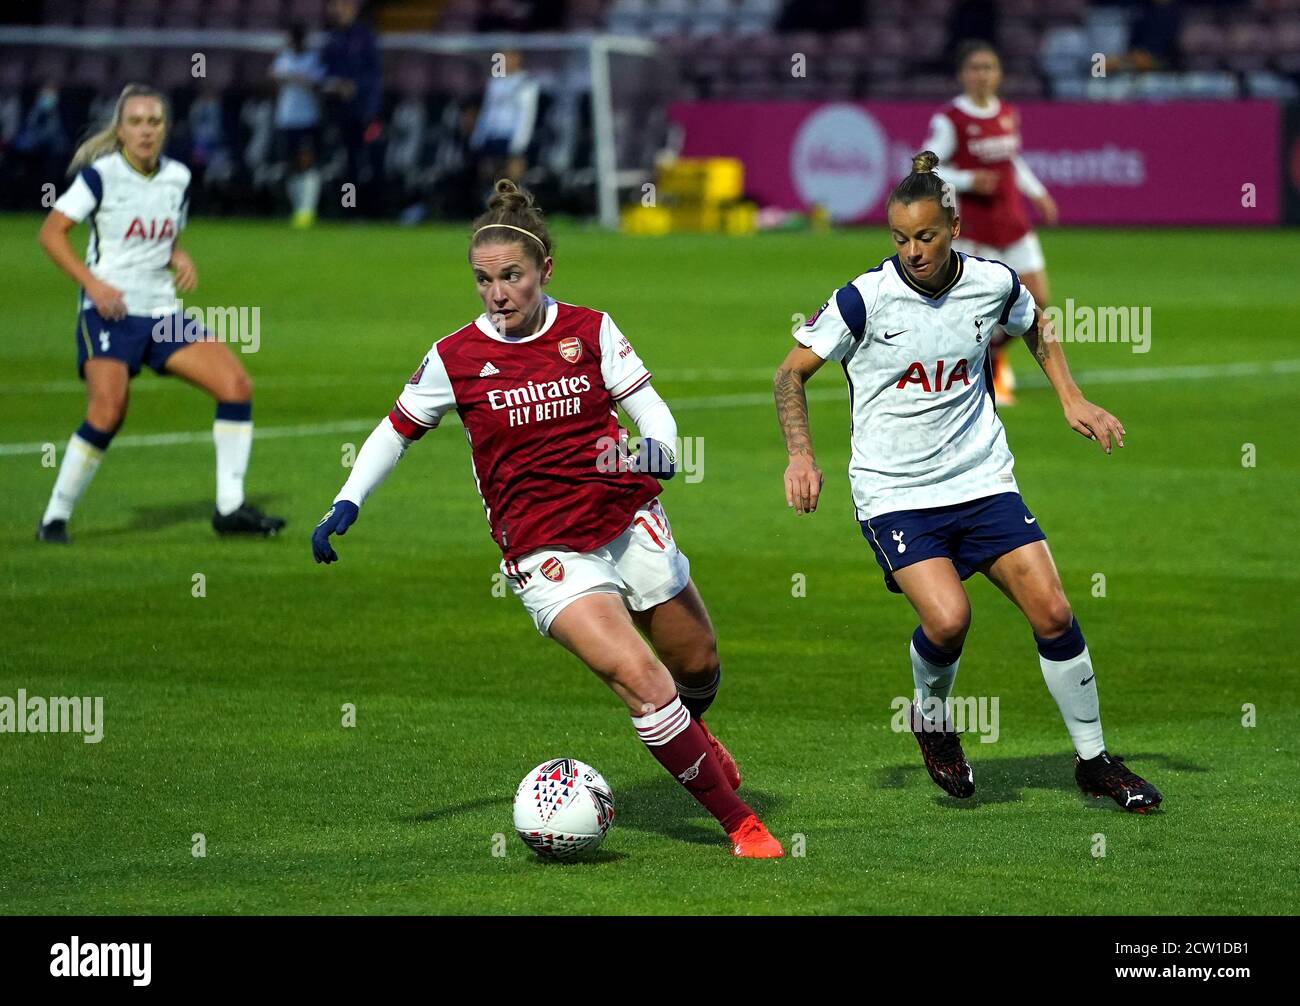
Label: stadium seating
xmin=2 ymin=0 xmax=1297 ymax=217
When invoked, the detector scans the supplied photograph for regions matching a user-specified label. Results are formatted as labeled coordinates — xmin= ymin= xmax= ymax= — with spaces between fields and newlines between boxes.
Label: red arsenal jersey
xmin=942 ymin=98 xmax=1032 ymax=247
xmin=387 ymin=298 xmax=662 ymax=561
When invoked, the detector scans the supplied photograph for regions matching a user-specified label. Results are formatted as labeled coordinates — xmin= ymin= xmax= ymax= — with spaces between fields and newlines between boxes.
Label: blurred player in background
xmin=470 ymin=49 xmax=539 ymax=189
xmin=321 ymin=0 xmax=381 ymax=196
xmin=36 ymin=84 xmax=285 ymax=542
xmin=271 ymin=22 xmax=325 ymax=229
xmin=923 ymin=40 xmax=1058 ymax=405
xmin=312 ymin=180 xmax=783 ymax=858
xmin=773 ymin=152 xmax=1161 ymax=814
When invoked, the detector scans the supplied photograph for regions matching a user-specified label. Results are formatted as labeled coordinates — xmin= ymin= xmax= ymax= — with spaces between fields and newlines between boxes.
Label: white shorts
xmin=955 ymin=231 xmax=1045 ymax=276
xmin=500 ymin=498 xmax=692 ymax=636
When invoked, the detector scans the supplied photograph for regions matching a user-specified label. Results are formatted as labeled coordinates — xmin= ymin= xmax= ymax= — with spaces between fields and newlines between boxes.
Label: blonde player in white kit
xmin=36 ymin=84 xmax=284 ymax=542
xmin=773 ymin=151 xmax=1162 ymax=814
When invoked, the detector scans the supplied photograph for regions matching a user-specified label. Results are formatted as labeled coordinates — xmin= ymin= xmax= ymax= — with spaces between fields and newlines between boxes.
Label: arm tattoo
xmin=1022 ymin=312 xmax=1052 ymax=369
xmin=774 ymin=367 xmax=815 ymax=457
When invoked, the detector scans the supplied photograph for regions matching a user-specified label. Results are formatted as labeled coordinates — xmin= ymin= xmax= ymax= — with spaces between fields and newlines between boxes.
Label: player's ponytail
xmin=469 ymin=179 xmax=554 ymax=267
xmin=68 ymin=82 xmax=169 ymax=175
xmin=887 ymin=149 xmax=955 ymax=223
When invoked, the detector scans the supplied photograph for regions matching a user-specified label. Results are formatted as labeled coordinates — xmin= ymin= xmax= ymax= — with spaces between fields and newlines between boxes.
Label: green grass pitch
xmin=1 ymin=215 xmax=1296 ymax=914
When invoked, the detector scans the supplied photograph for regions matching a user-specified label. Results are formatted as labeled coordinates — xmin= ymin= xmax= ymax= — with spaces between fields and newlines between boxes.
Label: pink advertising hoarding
xmin=668 ymin=100 xmax=1279 ymax=226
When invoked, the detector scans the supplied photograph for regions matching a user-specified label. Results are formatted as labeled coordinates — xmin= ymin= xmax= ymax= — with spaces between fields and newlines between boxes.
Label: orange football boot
xmin=728 ymin=814 xmax=784 ymax=859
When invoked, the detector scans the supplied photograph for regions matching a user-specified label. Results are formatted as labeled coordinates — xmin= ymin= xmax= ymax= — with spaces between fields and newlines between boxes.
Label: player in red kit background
xmin=312 ymin=179 xmax=783 ymax=859
xmin=923 ymin=40 xmax=1059 ymax=405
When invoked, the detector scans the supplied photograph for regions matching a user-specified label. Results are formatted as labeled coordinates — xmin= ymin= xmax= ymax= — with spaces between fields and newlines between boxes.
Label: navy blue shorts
xmin=75 ymin=308 xmax=206 ymax=379
xmin=277 ymin=125 xmax=320 ymax=161
xmin=862 ymin=492 xmax=1047 ymax=593
xmin=475 ymin=136 xmax=512 ymax=158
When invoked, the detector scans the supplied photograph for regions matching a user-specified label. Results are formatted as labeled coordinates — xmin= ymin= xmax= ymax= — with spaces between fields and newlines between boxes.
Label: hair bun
xmin=470 ymin=178 xmax=553 ymax=263
xmin=488 ymin=178 xmax=533 ymax=214
xmin=911 ymin=150 xmax=940 ymax=175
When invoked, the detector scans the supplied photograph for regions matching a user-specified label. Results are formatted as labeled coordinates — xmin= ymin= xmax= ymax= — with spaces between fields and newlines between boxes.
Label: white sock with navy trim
xmin=43 ymin=422 xmax=114 ymax=524
xmin=1036 ymin=618 xmax=1105 ymax=759
xmin=213 ymin=401 xmax=252 ymax=516
xmin=910 ymin=626 xmax=962 ymax=728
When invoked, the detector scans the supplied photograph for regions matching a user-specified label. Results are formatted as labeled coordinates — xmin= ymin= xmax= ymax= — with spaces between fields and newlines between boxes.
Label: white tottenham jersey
xmin=796 ymin=252 xmax=1038 ymax=519
xmin=52 ymin=151 xmax=191 ymax=316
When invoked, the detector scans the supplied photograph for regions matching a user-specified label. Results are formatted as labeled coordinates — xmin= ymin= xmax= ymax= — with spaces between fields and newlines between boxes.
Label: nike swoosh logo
xmin=1024 ymin=516 xmax=1037 ymax=524
xmin=1080 ymin=674 xmax=1095 ymax=686
xmin=883 ymin=330 xmax=907 ymax=340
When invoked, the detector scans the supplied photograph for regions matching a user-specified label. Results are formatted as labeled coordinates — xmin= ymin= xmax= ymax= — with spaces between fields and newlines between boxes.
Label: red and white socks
xmin=632 ymin=696 xmax=751 ymax=833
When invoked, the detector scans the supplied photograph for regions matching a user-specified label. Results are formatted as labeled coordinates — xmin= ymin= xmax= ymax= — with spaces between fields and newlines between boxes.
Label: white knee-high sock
xmin=287 ymin=172 xmax=305 ymax=212
xmin=213 ymin=402 xmax=253 ymax=515
xmin=910 ymin=626 xmax=962 ymax=729
xmin=1037 ymin=618 xmax=1105 ymax=759
xmin=301 ymin=168 xmax=321 ymax=211
xmin=42 ymin=422 xmax=114 ymax=523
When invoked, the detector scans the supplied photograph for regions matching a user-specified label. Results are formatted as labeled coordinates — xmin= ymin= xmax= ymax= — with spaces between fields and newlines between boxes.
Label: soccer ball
xmin=512 ymin=757 xmax=615 ymax=859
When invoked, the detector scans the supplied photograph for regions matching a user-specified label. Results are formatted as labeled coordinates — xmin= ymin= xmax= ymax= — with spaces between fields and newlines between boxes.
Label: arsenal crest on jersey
xmin=558 ymin=337 xmax=582 ymax=363
xmin=408 ymin=357 xmax=428 ymax=384
xmin=540 ymin=557 xmax=565 ymax=582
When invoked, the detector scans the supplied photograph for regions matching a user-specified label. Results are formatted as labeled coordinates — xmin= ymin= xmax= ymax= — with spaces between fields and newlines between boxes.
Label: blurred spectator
xmin=1125 ymin=0 xmax=1183 ymax=72
xmin=187 ymin=87 xmax=234 ymax=184
xmin=428 ymin=101 xmax=482 ymax=219
xmin=13 ymin=82 xmax=70 ymax=185
xmin=476 ymin=0 xmax=568 ymax=32
xmin=777 ymin=0 xmax=863 ymax=32
xmin=322 ymin=0 xmax=381 ymax=194
xmin=271 ymin=23 xmax=325 ymax=227
xmin=0 ymin=91 xmax=20 ymax=151
xmin=386 ymin=91 xmax=428 ymax=221
xmin=241 ymin=91 xmax=277 ymax=195
xmin=471 ymin=50 xmax=539 ymax=189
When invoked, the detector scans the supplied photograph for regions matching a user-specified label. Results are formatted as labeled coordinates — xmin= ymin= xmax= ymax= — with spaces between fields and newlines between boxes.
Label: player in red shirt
xmin=311 ymin=180 xmax=782 ymax=858
xmin=924 ymin=40 xmax=1059 ymax=405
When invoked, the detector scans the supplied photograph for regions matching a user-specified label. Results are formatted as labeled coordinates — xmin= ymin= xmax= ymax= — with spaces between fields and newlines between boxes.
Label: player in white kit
xmin=773 ymin=151 xmax=1162 ymax=813
xmin=36 ymin=84 xmax=284 ymax=542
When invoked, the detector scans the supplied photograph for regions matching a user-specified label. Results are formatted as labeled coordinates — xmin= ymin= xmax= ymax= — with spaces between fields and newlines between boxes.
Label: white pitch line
xmin=2 ymin=358 xmax=1297 ymax=457
xmin=1018 ymin=357 xmax=1300 ymax=386
xmin=6 ymin=358 xmax=1300 ymax=395
xmin=0 ymin=420 xmax=378 ymax=457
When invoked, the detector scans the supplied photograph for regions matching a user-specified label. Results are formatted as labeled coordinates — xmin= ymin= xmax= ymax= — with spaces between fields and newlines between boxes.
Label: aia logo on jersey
xmin=896 ymin=359 xmax=971 ymax=392
xmin=806 ymin=302 xmax=829 ymax=327
xmin=123 ymin=217 xmax=175 ymax=241
xmin=409 ymin=357 xmax=428 ymax=384
xmin=558 ymin=337 xmax=582 ymax=364
xmin=540 ymin=556 xmax=565 ymax=582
